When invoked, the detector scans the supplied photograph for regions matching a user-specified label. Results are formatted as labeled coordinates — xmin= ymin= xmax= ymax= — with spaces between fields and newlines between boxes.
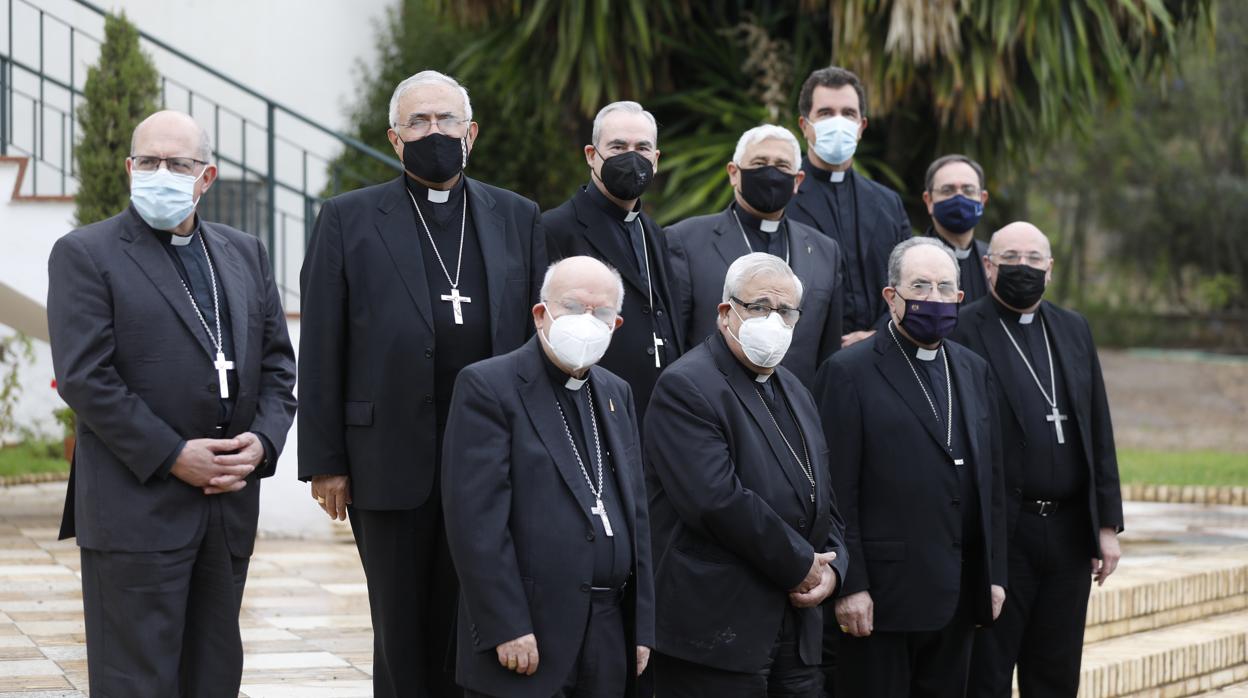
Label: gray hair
xmin=540 ymin=258 xmax=626 ymax=313
xmin=591 ymin=101 xmax=658 ymax=147
xmin=389 ymin=70 xmax=473 ymax=127
xmin=887 ymin=237 xmax=959 ymax=288
xmin=722 ymin=252 xmax=804 ymax=305
xmin=732 ymin=125 xmax=801 ymax=167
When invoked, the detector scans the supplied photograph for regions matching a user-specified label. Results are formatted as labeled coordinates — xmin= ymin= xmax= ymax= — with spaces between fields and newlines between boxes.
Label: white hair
xmin=540 ymin=258 xmax=626 ymax=313
xmin=722 ymin=252 xmax=804 ymax=305
xmin=731 ymin=125 xmax=801 ymax=167
xmin=887 ymin=237 xmax=959 ymax=288
xmin=388 ymin=70 xmax=473 ymax=127
xmin=591 ymin=101 xmax=658 ymax=147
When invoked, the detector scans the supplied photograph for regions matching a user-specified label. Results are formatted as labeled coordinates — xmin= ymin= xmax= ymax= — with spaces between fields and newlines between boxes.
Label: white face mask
xmin=812 ymin=115 xmax=860 ymax=166
xmin=130 ymin=166 xmax=205 ymax=230
xmin=543 ymin=307 xmax=614 ymax=371
xmin=729 ymin=308 xmax=793 ymax=368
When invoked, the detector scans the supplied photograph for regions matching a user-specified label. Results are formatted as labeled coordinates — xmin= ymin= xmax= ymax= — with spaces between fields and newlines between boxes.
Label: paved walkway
xmin=1 ymin=482 xmax=1247 ymax=697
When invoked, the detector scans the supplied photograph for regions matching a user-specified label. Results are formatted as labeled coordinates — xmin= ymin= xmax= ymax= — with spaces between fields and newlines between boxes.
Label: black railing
xmin=0 ymin=0 xmax=401 ymax=309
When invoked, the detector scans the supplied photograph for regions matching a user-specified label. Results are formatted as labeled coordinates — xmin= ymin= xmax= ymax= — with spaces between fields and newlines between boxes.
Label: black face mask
xmin=596 ymin=150 xmax=653 ymax=201
xmin=738 ymin=166 xmax=796 ymax=214
xmin=401 ymin=132 xmax=466 ymax=183
xmin=994 ymin=264 xmax=1048 ymax=309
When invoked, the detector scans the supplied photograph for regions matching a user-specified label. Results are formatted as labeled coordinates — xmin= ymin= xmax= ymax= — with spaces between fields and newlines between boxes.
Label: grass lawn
xmin=1118 ymin=449 xmax=1248 ymax=486
xmin=0 ymin=440 xmax=70 ymax=478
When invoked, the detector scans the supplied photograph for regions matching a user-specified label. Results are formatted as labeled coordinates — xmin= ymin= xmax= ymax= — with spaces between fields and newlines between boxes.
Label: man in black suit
xmin=298 ymin=70 xmax=546 ymax=697
xmin=645 ymin=252 xmax=847 ymax=696
xmin=787 ymin=66 xmax=911 ymax=349
xmin=544 ymin=101 xmax=682 ymax=420
xmin=47 ymin=110 xmax=297 ymax=696
xmin=955 ymin=222 xmax=1124 ymax=697
xmin=921 ymin=155 xmax=992 ymax=304
xmin=666 ymin=124 xmax=844 ymax=384
xmin=815 ymin=237 xmax=1006 ymax=698
xmin=442 ymin=256 xmax=654 ymax=697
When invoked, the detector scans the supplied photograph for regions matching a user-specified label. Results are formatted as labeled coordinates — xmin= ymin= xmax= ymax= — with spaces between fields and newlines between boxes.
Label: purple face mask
xmin=896 ymin=296 xmax=959 ymax=344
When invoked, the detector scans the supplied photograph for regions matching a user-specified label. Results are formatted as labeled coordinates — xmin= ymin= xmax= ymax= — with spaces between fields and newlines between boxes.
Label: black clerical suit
xmin=441 ymin=337 xmax=655 ymax=698
xmin=786 ymin=161 xmax=911 ymax=334
xmin=814 ymin=327 xmax=1006 ymax=698
xmin=298 ymin=174 xmax=545 ymax=698
xmin=923 ymin=226 xmax=990 ymax=305
xmin=953 ymin=297 xmax=1124 ymax=697
xmin=544 ymin=184 xmax=683 ymax=419
xmin=645 ymin=333 xmax=848 ymax=696
xmin=665 ymin=203 xmax=845 ymax=384
xmin=47 ymin=206 xmax=296 ymax=697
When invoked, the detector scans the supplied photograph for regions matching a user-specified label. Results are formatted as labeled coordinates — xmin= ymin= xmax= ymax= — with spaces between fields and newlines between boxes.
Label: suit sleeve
xmin=663 ymin=223 xmax=695 ymax=351
xmin=622 ymin=382 xmax=656 ymax=648
xmin=985 ymin=370 xmax=1009 ymax=587
xmin=47 ymin=235 xmax=183 ymax=483
xmin=814 ymin=357 xmax=868 ymax=596
xmin=297 ymin=199 xmax=349 ymax=480
xmin=643 ymin=370 xmax=814 ymax=591
xmin=247 ymin=236 xmax=297 ymax=478
xmin=441 ymin=368 xmax=533 ymax=650
xmin=817 ymin=242 xmax=845 ymax=360
xmin=527 ymin=200 xmax=547 ymax=313
xmin=1084 ymin=317 xmax=1124 ymax=533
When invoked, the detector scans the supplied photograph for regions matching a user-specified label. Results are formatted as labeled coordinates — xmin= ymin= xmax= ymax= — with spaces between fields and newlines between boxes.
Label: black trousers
xmin=968 ymin=507 xmax=1093 ymax=697
xmin=80 ymin=499 xmax=249 ymax=698
xmin=653 ymin=607 xmax=822 ymax=697
xmin=349 ymin=499 xmax=461 ymax=698
xmin=835 ymin=613 xmax=974 ymax=698
xmin=466 ymin=588 xmax=629 ymax=698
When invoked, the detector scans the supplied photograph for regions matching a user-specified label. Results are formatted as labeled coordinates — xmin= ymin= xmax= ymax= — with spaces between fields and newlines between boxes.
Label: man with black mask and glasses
xmin=815 ymin=237 xmax=1006 ymax=698
xmin=666 ymin=124 xmax=844 ymax=384
xmin=953 ymin=222 xmax=1123 ymax=698
xmin=298 ymin=70 xmax=546 ymax=698
xmin=543 ymin=101 xmax=683 ymax=421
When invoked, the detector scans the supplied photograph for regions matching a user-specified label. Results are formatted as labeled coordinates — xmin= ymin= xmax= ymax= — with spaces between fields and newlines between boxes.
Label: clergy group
xmin=44 ymin=65 xmax=1124 ymax=698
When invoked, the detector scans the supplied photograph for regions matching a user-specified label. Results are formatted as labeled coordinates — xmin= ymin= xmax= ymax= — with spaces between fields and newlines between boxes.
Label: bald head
xmin=989 ymin=221 xmax=1051 ymax=257
xmin=540 ymin=256 xmax=625 ymax=314
xmin=130 ymin=110 xmax=212 ymax=162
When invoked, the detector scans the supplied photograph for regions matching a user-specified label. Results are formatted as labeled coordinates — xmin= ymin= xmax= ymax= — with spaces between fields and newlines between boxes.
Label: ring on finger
xmin=316 ymin=496 xmax=327 ymax=504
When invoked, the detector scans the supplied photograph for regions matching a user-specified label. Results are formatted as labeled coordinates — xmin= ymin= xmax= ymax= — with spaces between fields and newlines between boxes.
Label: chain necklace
xmin=753 ymin=383 xmax=816 ymax=503
xmin=887 ymin=321 xmax=952 ymax=449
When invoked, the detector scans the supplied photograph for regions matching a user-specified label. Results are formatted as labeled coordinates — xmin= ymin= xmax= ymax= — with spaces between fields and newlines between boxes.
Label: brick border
xmin=1122 ymin=483 xmax=1248 ymax=506
xmin=0 ymin=470 xmax=69 ymax=487
xmin=0 ymin=155 xmax=75 ymax=203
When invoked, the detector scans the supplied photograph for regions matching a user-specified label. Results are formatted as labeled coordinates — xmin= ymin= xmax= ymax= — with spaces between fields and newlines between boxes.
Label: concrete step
xmin=1077 ymin=609 xmax=1248 ymax=698
xmin=1196 ymin=680 xmax=1248 ymax=696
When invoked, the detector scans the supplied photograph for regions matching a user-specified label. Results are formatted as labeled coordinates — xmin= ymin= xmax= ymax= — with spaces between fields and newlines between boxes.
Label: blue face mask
xmin=812 ymin=115 xmax=860 ymax=166
xmin=130 ymin=166 xmax=204 ymax=230
xmin=931 ymin=194 xmax=984 ymax=234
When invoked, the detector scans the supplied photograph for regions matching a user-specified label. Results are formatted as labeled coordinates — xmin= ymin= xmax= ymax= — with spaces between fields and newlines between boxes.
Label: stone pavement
xmin=1 ymin=482 xmax=1247 ymax=696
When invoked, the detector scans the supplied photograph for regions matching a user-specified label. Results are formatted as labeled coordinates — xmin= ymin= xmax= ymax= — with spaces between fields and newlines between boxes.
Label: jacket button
xmin=580 ymin=583 xmax=591 ymax=592
xmin=424 ymin=394 xmax=433 ymax=404
xmin=641 ymin=305 xmax=651 ymax=315
xmin=798 ymin=518 xmax=808 ymax=529
xmin=425 ymin=348 xmax=433 ymax=358
xmin=952 ymin=498 xmax=961 ymax=507
xmin=207 ymin=383 xmax=218 ymax=394
xmin=656 ymin=309 xmax=665 ymax=317
xmin=646 ymin=346 xmax=655 ymax=356
xmin=586 ymin=532 xmax=595 ymax=542
xmin=1014 ymin=488 xmax=1023 ymax=496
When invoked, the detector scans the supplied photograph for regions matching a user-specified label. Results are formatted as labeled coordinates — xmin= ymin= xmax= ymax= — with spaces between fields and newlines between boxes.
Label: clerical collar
xmin=991 ymin=296 xmax=1039 ymax=325
xmin=565 ymin=375 xmax=588 ymax=391
xmin=754 ymin=371 xmax=772 ymax=383
xmin=732 ymin=202 xmax=782 ymax=234
xmin=892 ymin=323 xmax=941 ymax=361
xmin=952 ymin=245 xmax=972 ymax=260
xmin=405 ymin=173 xmax=464 ymax=205
xmin=539 ymin=342 xmax=591 ymax=392
xmin=150 ymin=218 xmax=201 ymax=248
xmin=926 ymin=226 xmax=974 ymax=260
xmin=585 ymin=182 xmax=642 ymax=223
xmin=802 ymin=158 xmax=850 ymax=184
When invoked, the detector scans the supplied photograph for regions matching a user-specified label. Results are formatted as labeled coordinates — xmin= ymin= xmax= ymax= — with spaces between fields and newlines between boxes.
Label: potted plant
xmin=53 ymin=407 xmax=76 ymax=462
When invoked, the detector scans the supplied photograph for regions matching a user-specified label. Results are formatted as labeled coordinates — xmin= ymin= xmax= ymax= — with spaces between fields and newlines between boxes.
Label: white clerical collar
xmin=564 ymin=374 xmax=588 ymax=391
xmin=1019 ymin=312 xmax=1036 ymax=325
xmin=169 ymin=230 xmax=194 ymax=247
xmin=427 ymin=188 xmax=451 ymax=203
xmin=915 ymin=346 xmax=940 ymax=362
xmin=829 ymin=170 xmax=846 ymax=183
xmin=953 ymin=245 xmax=973 ymax=260
xmin=623 ymin=208 xmax=640 ymax=223
xmin=754 ymin=372 xmax=772 ymax=383
xmin=760 ymin=218 xmax=781 ymax=233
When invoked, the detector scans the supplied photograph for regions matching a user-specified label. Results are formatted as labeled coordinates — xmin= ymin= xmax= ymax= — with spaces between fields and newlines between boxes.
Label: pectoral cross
xmin=1046 ymin=406 xmax=1068 ymax=444
xmin=591 ymin=498 xmax=614 ymax=537
xmin=213 ymin=351 xmax=234 ymax=399
xmin=653 ymin=334 xmax=665 ymax=368
xmin=440 ymin=288 xmax=472 ymax=325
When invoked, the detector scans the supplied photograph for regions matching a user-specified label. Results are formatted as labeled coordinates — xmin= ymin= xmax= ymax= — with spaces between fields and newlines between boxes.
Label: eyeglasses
xmin=396 ymin=115 xmax=469 ymax=137
xmin=130 ymin=155 xmax=208 ymax=175
xmin=730 ymin=296 xmax=801 ymax=325
xmin=543 ymin=298 xmax=619 ymax=325
xmin=900 ymin=280 xmax=959 ymax=301
xmin=990 ymin=251 xmax=1050 ymax=267
xmin=933 ymin=184 xmax=981 ymax=198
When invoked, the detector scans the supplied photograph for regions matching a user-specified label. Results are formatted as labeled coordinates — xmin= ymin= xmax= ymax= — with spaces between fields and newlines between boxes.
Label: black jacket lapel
xmin=572 ymin=189 xmax=648 ymax=295
xmin=201 ymin=224 xmax=252 ymax=372
xmin=711 ymin=208 xmax=750 ymax=267
xmin=974 ymin=304 xmax=1028 ymax=432
xmin=874 ymin=330 xmax=950 ymax=454
xmin=592 ymin=378 xmax=638 ymax=536
xmin=374 ymin=177 xmax=435 ymax=333
xmin=1041 ymin=303 xmax=1092 ymax=451
xmin=466 ymin=177 xmax=508 ymax=350
xmin=120 ymin=214 xmax=214 ymax=358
